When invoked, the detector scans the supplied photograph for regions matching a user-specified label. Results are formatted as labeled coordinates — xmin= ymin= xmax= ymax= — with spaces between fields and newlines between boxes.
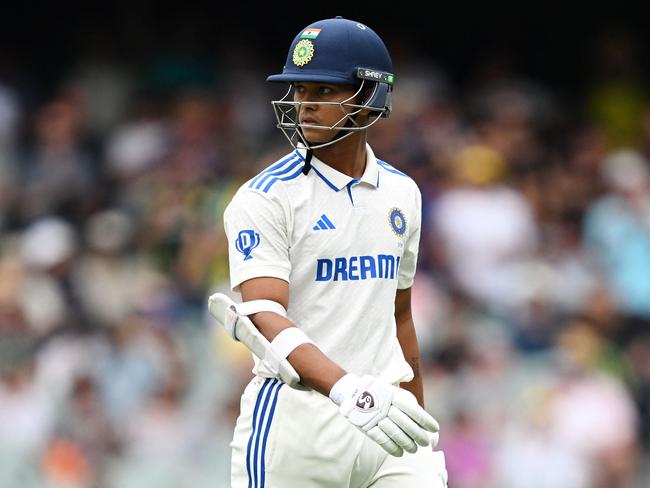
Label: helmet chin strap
xmin=302 ymin=149 xmax=313 ymax=175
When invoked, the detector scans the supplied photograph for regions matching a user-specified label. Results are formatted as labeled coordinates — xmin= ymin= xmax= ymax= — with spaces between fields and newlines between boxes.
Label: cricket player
xmin=211 ymin=16 xmax=448 ymax=487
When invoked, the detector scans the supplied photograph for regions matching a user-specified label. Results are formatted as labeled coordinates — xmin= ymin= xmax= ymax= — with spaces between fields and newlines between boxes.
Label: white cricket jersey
xmin=223 ymin=144 xmax=422 ymax=385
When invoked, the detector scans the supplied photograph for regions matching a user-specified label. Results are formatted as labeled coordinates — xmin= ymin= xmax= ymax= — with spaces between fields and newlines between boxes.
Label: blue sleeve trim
xmin=249 ymin=151 xmax=300 ymax=189
xmin=262 ymin=163 xmax=305 ymax=192
xmin=254 ymin=157 xmax=303 ymax=190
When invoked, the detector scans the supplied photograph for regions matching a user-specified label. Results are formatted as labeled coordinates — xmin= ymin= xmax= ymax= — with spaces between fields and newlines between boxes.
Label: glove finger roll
xmin=367 ymin=426 xmax=404 ymax=457
xmin=430 ymin=431 xmax=440 ymax=449
xmin=392 ymin=393 xmax=440 ymax=432
xmin=388 ymin=406 xmax=430 ymax=447
xmin=378 ymin=418 xmax=418 ymax=454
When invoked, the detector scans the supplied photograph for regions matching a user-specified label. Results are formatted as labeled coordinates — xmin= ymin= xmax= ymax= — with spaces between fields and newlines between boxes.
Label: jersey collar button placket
xmin=346 ymin=178 xmax=361 ymax=206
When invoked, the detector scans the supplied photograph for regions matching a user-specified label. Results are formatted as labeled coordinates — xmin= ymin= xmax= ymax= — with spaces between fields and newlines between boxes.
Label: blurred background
xmin=1 ymin=2 xmax=650 ymax=487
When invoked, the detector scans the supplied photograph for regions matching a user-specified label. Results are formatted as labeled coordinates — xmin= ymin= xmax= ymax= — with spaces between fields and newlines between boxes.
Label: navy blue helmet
xmin=268 ymin=17 xmax=395 ymax=150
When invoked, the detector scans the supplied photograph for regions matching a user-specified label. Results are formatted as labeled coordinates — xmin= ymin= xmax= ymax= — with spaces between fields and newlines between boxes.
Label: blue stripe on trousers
xmin=246 ymin=378 xmax=272 ymax=488
xmin=245 ymin=379 xmax=283 ymax=488
xmin=259 ymin=382 xmax=284 ymax=488
xmin=252 ymin=380 xmax=279 ymax=487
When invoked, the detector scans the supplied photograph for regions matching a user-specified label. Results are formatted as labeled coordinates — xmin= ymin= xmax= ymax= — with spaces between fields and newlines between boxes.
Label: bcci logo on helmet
xmin=293 ymin=39 xmax=314 ymax=67
xmin=355 ymin=391 xmax=376 ymax=411
xmin=236 ymin=230 xmax=260 ymax=261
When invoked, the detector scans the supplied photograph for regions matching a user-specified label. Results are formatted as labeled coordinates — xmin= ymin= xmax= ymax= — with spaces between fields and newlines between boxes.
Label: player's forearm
xmin=394 ymin=289 xmax=425 ymax=407
xmin=397 ymin=332 xmax=424 ymax=407
xmin=251 ymin=312 xmax=346 ymax=396
xmin=399 ymin=358 xmax=424 ymax=407
xmin=287 ymin=343 xmax=347 ymax=395
xmin=397 ymin=320 xmax=425 ymax=407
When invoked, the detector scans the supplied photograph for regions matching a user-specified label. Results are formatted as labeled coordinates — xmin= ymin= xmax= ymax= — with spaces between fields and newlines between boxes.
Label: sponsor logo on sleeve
xmin=235 ymin=230 xmax=260 ymax=261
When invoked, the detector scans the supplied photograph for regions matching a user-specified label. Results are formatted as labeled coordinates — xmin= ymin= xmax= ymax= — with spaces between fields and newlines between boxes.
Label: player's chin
xmin=302 ymin=127 xmax=336 ymax=144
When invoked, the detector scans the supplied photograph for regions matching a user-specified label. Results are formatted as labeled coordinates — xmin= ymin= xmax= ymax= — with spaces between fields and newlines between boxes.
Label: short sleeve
xmin=397 ymin=184 xmax=422 ymax=289
xmin=223 ymin=189 xmax=291 ymax=292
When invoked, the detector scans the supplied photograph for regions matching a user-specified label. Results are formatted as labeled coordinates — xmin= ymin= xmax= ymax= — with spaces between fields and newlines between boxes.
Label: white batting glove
xmin=329 ymin=374 xmax=440 ymax=457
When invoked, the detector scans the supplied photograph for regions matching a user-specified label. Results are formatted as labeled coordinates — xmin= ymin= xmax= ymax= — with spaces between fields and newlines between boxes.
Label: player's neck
xmin=312 ymin=133 xmax=367 ymax=179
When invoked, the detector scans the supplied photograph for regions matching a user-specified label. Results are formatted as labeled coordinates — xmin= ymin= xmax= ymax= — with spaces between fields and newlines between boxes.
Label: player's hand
xmin=329 ymin=374 xmax=439 ymax=457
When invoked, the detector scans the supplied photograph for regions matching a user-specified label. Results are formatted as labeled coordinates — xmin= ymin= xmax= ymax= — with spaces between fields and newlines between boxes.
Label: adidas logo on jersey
xmin=313 ymin=214 xmax=336 ymax=231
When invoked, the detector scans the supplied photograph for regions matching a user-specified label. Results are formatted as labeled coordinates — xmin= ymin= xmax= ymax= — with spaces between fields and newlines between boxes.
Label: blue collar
xmin=303 ymin=144 xmax=380 ymax=191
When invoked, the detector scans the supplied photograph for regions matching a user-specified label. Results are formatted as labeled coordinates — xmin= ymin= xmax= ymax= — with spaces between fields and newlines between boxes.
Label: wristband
xmin=264 ymin=327 xmax=313 ymax=373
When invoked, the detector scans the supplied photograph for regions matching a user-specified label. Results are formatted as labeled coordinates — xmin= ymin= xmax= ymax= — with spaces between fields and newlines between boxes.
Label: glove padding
xmin=330 ymin=374 xmax=440 ymax=457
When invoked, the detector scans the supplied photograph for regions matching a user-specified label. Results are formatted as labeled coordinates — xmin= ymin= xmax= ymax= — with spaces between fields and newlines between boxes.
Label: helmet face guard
xmin=271 ymin=78 xmax=391 ymax=150
xmin=267 ymin=18 xmax=394 ymax=151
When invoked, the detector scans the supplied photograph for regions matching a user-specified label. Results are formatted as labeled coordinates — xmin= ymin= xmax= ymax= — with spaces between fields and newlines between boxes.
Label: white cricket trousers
xmin=231 ymin=376 xmax=447 ymax=488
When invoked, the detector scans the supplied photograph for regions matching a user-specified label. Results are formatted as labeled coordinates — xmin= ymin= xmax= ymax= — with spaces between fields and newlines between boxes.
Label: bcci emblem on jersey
xmin=236 ymin=230 xmax=260 ymax=261
xmin=389 ymin=208 xmax=407 ymax=236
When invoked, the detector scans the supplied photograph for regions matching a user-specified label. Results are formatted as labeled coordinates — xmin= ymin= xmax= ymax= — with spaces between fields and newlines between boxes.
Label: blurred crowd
xmin=1 ymin=28 xmax=650 ymax=488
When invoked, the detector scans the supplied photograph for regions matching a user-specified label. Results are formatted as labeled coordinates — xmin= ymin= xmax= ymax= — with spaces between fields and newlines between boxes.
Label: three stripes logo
xmin=248 ymin=152 xmax=305 ymax=194
xmin=313 ymin=214 xmax=336 ymax=231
